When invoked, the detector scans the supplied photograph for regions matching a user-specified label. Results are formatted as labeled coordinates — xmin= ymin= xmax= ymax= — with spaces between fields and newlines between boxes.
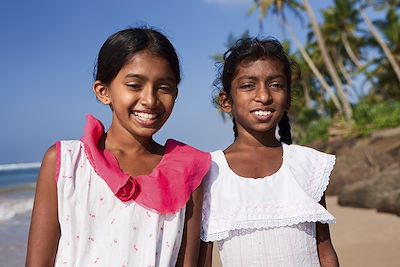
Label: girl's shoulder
xmin=283 ymin=143 xmax=336 ymax=198
xmin=284 ymin=143 xmax=335 ymax=160
xmin=203 ymin=150 xmax=229 ymax=184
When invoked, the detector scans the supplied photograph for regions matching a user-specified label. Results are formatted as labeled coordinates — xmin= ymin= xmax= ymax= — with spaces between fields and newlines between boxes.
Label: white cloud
xmin=203 ymin=0 xmax=253 ymax=6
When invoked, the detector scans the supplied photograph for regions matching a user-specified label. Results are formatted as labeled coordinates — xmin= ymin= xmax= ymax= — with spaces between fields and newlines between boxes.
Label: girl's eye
xmin=127 ymin=83 xmax=142 ymax=90
xmin=239 ymin=83 xmax=255 ymax=90
xmin=269 ymin=82 xmax=285 ymax=89
xmin=158 ymin=85 xmax=177 ymax=94
xmin=158 ymin=85 xmax=171 ymax=91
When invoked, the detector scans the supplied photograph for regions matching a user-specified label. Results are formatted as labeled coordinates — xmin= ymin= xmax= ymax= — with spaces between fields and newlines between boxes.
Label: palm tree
xmin=359 ymin=0 xmax=400 ymax=82
xmin=366 ymin=5 xmax=400 ymax=98
xmin=320 ymin=0 xmax=365 ymax=70
xmin=317 ymin=0 xmax=368 ymax=101
xmin=303 ymin=0 xmax=353 ymax=119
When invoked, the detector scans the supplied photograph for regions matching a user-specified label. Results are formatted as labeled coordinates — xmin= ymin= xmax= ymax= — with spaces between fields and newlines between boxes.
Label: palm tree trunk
xmin=301 ymin=80 xmax=313 ymax=108
xmin=337 ymin=58 xmax=353 ymax=87
xmin=337 ymin=58 xmax=360 ymax=100
xmin=341 ymin=33 xmax=362 ymax=69
xmin=318 ymin=91 xmax=327 ymax=116
xmin=303 ymin=0 xmax=353 ymax=120
xmin=285 ymin=23 xmax=344 ymax=114
xmin=360 ymin=8 xmax=400 ymax=83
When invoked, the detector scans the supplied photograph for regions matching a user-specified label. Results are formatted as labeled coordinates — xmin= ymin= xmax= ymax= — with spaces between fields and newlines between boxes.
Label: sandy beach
xmin=212 ymin=196 xmax=400 ymax=267
xmin=1 ymin=196 xmax=399 ymax=266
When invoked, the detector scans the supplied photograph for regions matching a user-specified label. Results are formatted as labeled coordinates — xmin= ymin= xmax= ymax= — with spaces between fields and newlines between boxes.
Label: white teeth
xmin=254 ymin=110 xmax=271 ymax=116
xmin=133 ymin=112 xmax=157 ymax=121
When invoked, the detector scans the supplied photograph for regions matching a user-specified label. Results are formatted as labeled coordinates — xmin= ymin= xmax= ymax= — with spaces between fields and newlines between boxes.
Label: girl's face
xmin=96 ymin=51 xmax=178 ymax=139
xmin=221 ymin=57 xmax=289 ymax=137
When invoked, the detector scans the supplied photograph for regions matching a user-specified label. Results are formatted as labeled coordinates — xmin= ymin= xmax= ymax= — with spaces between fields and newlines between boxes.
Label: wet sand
xmin=212 ymin=196 xmax=400 ymax=267
xmin=0 ymin=212 xmax=30 ymax=267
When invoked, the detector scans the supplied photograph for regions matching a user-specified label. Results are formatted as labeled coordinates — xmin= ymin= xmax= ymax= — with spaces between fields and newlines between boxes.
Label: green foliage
xmin=289 ymin=106 xmax=331 ymax=144
xmin=353 ymin=95 xmax=400 ymax=135
xmin=294 ymin=108 xmax=320 ymax=127
xmin=298 ymin=117 xmax=331 ymax=144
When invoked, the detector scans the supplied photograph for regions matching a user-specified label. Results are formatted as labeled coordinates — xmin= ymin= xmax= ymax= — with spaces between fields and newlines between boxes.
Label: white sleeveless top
xmin=55 ymin=140 xmax=185 ymax=267
xmin=201 ymin=144 xmax=336 ymax=267
xmin=54 ymin=115 xmax=210 ymax=267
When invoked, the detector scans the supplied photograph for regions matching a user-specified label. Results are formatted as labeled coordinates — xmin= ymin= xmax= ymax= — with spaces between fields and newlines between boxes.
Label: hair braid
xmin=278 ymin=112 xmax=292 ymax=144
xmin=232 ymin=118 xmax=238 ymax=140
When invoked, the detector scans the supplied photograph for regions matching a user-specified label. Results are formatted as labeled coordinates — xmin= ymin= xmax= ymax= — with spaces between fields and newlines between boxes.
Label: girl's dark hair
xmin=94 ymin=27 xmax=181 ymax=85
xmin=215 ymin=37 xmax=299 ymax=144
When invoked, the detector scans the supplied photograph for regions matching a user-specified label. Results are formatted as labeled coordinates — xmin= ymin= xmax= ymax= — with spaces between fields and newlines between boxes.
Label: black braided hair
xmin=278 ymin=112 xmax=292 ymax=144
xmin=232 ymin=118 xmax=238 ymax=139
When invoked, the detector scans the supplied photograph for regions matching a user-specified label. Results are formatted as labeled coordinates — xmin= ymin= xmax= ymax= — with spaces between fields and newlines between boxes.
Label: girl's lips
xmin=251 ymin=109 xmax=273 ymax=122
xmin=131 ymin=111 xmax=160 ymax=127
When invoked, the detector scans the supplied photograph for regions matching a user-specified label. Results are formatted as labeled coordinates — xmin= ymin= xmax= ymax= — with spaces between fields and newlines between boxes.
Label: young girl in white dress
xmin=26 ymin=27 xmax=211 ymax=267
xmin=199 ymin=38 xmax=339 ymax=267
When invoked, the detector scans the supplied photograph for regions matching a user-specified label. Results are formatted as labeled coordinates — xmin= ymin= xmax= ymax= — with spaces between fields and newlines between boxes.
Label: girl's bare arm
xmin=176 ymin=183 xmax=204 ymax=267
xmin=26 ymin=145 xmax=60 ymax=267
xmin=198 ymin=241 xmax=213 ymax=267
xmin=317 ymin=194 xmax=339 ymax=267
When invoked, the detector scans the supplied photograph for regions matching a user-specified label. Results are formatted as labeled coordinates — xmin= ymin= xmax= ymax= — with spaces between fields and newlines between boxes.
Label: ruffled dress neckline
xmin=80 ymin=114 xmax=211 ymax=214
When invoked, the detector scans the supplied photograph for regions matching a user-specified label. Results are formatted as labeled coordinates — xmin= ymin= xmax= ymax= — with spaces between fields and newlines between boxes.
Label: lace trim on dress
xmin=288 ymin=145 xmax=336 ymax=202
xmin=202 ymin=213 xmax=335 ymax=242
xmin=312 ymin=154 xmax=336 ymax=201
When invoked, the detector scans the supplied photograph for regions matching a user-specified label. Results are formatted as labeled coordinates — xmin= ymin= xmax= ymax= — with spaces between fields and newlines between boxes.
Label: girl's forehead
xmin=239 ymin=57 xmax=282 ymax=67
xmin=116 ymin=52 xmax=176 ymax=80
xmin=234 ymin=57 xmax=285 ymax=76
xmin=126 ymin=50 xmax=160 ymax=63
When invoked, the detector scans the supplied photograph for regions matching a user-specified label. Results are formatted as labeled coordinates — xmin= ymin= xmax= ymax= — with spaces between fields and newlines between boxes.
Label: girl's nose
xmin=255 ymin=86 xmax=272 ymax=104
xmin=140 ymin=86 xmax=157 ymax=107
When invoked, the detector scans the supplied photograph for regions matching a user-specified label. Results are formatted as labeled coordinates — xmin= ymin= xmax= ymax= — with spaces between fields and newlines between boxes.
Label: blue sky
xmin=0 ymin=0 xmax=331 ymax=164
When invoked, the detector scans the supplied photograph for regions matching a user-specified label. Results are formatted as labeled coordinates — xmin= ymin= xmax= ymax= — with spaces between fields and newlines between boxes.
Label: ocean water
xmin=0 ymin=163 xmax=40 ymax=266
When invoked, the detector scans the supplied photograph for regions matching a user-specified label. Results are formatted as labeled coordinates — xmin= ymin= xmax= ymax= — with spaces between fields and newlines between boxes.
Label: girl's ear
xmin=93 ymin=80 xmax=111 ymax=105
xmin=219 ymin=91 xmax=232 ymax=113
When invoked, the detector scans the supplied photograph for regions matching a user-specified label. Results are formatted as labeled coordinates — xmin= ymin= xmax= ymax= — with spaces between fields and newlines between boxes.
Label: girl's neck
xmin=103 ymin=127 xmax=163 ymax=156
xmin=233 ymin=128 xmax=281 ymax=150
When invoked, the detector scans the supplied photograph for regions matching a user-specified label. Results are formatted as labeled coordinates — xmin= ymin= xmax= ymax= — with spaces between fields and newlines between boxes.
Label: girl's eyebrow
xmin=124 ymin=73 xmax=176 ymax=83
xmin=124 ymin=73 xmax=146 ymax=80
xmin=235 ymin=75 xmax=258 ymax=81
xmin=236 ymin=74 xmax=286 ymax=82
xmin=266 ymin=74 xmax=286 ymax=81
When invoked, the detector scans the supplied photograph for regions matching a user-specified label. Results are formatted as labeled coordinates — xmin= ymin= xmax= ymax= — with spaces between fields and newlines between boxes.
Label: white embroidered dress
xmin=201 ymin=144 xmax=336 ymax=267
xmin=54 ymin=115 xmax=210 ymax=267
xmin=55 ymin=140 xmax=185 ymax=267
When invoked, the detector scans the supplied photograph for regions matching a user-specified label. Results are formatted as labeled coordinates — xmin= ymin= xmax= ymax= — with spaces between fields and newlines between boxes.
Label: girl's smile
xmin=251 ymin=108 xmax=274 ymax=122
xmin=131 ymin=110 xmax=161 ymax=127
